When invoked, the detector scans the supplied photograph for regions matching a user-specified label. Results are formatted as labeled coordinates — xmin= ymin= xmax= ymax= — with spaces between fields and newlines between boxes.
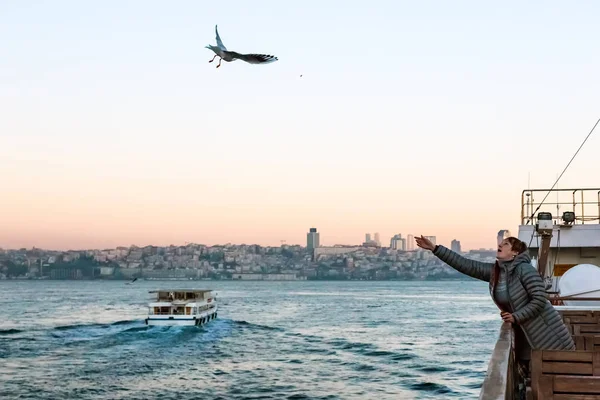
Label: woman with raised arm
xmin=414 ymin=235 xmax=574 ymax=360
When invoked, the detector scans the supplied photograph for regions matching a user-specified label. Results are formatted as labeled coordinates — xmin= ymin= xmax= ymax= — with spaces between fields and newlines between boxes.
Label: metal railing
xmin=521 ymin=188 xmax=600 ymax=225
xmin=149 ymin=305 xmax=214 ymax=315
xmin=150 ymin=309 xmax=192 ymax=316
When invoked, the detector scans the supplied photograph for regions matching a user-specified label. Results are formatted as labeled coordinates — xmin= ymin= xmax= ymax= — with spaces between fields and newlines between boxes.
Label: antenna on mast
xmin=526 ymin=172 xmax=532 ymax=219
xmin=556 ymin=173 xmax=560 ymax=224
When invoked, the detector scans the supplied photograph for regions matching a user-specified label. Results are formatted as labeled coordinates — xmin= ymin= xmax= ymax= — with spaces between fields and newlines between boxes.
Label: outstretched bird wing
xmin=229 ymin=52 xmax=278 ymax=64
xmin=215 ymin=25 xmax=227 ymax=51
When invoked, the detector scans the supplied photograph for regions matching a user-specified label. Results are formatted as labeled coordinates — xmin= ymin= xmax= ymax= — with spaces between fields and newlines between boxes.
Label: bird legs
xmin=208 ymin=55 xmax=223 ymax=68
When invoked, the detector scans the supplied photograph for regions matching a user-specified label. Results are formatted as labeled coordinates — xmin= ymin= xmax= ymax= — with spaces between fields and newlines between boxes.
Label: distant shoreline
xmin=0 ymin=276 xmax=477 ymax=282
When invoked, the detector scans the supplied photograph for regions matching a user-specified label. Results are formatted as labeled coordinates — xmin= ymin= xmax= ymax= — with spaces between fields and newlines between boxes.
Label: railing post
xmin=479 ymin=323 xmax=515 ymax=400
xmin=581 ymin=189 xmax=585 ymax=224
xmin=572 ymin=190 xmax=577 ymax=222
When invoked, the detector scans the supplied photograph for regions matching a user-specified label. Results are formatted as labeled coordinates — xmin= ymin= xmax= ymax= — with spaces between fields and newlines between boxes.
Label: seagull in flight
xmin=205 ymin=25 xmax=278 ymax=68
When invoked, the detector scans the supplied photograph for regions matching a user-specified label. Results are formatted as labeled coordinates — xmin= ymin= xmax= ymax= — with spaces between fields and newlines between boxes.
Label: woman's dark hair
xmin=506 ymin=237 xmax=528 ymax=254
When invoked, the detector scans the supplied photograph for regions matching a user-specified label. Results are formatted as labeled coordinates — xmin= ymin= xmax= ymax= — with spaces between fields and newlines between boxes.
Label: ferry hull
xmin=145 ymin=310 xmax=217 ymax=327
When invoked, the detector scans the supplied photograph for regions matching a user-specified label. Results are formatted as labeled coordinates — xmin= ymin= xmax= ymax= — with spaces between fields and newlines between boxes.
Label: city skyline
xmin=2 ymin=2 xmax=599 ymax=252
xmin=2 ymin=233 xmax=498 ymax=282
xmin=1 ymin=227 xmax=493 ymax=253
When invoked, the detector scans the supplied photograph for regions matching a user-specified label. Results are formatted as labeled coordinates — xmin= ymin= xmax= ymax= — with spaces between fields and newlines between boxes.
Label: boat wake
xmin=408 ymin=381 xmax=455 ymax=395
xmin=233 ymin=320 xmax=283 ymax=331
xmin=53 ymin=320 xmax=136 ymax=331
xmin=0 ymin=328 xmax=23 ymax=335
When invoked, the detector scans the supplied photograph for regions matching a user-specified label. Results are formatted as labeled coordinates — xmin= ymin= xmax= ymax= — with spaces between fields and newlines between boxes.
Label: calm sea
xmin=0 ymin=280 xmax=501 ymax=399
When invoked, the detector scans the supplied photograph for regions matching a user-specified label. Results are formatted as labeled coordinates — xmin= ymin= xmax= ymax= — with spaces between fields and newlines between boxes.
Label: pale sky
xmin=1 ymin=1 xmax=599 ymax=251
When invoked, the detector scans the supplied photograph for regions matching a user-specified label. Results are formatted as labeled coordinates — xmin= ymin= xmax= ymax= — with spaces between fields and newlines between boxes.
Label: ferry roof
xmin=518 ymin=224 xmax=600 ymax=248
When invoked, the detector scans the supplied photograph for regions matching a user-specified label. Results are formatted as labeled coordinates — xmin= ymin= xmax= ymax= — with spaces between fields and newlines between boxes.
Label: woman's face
xmin=497 ymin=239 xmax=518 ymax=261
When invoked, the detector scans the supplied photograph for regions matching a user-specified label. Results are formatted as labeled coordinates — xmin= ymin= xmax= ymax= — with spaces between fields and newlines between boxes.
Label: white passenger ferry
xmin=145 ymin=289 xmax=218 ymax=326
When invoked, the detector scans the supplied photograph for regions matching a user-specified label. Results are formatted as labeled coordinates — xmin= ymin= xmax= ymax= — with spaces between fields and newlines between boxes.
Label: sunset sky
xmin=1 ymin=1 xmax=599 ymax=251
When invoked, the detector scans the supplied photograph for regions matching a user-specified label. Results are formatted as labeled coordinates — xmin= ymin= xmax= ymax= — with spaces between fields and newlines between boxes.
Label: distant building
xmin=406 ymin=234 xmax=414 ymax=251
xmin=390 ymin=234 xmax=406 ymax=251
xmin=497 ymin=230 xmax=511 ymax=245
xmin=50 ymin=268 xmax=83 ymax=280
xmin=390 ymin=235 xmax=399 ymax=250
xmin=451 ymin=239 xmax=462 ymax=253
xmin=344 ymin=257 xmax=354 ymax=269
xmin=362 ymin=232 xmax=379 ymax=247
xmin=362 ymin=241 xmax=379 ymax=248
xmin=307 ymin=228 xmax=320 ymax=250
xmin=233 ymin=273 xmax=304 ymax=281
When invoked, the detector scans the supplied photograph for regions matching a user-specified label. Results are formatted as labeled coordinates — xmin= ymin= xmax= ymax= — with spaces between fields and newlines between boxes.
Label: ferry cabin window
xmin=193 ymin=307 xmax=197 ymax=314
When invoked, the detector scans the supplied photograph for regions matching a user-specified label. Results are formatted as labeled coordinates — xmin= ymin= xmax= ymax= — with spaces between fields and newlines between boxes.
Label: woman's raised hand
xmin=415 ymin=235 xmax=435 ymax=251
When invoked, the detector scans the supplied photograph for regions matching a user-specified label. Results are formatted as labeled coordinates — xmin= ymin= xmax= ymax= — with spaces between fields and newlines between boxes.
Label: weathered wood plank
xmin=574 ymin=336 xmax=588 ymax=350
xmin=573 ymin=335 xmax=600 ymax=351
xmin=542 ymin=363 xmax=593 ymax=375
xmin=566 ymin=316 xmax=600 ymax=324
xmin=553 ymin=394 xmax=600 ymax=400
xmin=561 ymin=311 xmax=594 ymax=317
xmin=543 ymin=351 xmax=593 ymax=362
xmin=532 ymin=350 xmax=544 ymax=399
xmin=538 ymin=375 xmax=554 ymax=399
xmin=579 ymin=325 xmax=600 ymax=335
xmin=553 ymin=375 xmax=600 ymax=393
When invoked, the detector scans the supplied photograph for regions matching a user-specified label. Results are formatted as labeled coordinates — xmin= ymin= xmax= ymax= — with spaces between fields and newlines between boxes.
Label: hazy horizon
xmin=2 ymin=1 xmax=599 ymax=251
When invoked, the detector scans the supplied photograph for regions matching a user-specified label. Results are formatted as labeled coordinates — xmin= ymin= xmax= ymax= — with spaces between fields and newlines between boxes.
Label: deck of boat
xmin=479 ymin=309 xmax=600 ymax=400
xmin=149 ymin=289 xmax=216 ymax=302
